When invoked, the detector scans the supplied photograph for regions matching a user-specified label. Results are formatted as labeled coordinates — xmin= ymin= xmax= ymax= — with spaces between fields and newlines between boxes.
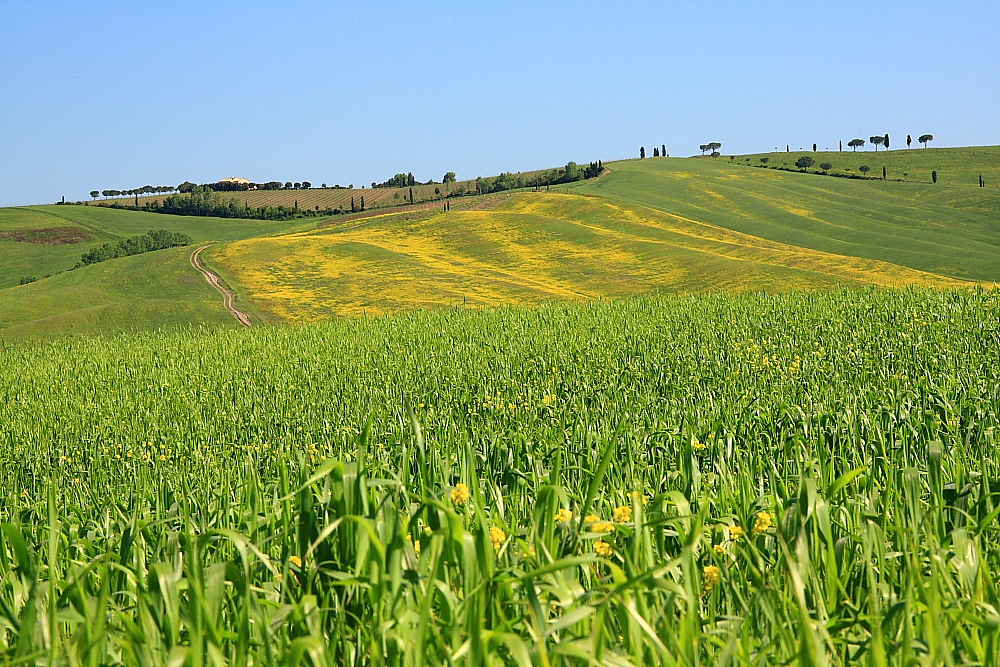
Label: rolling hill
xmin=1 ymin=146 xmax=997 ymax=339
xmin=0 ymin=246 xmax=235 ymax=340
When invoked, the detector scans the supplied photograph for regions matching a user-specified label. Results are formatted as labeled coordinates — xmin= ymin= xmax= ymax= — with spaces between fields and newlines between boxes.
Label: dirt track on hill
xmin=190 ymin=244 xmax=252 ymax=327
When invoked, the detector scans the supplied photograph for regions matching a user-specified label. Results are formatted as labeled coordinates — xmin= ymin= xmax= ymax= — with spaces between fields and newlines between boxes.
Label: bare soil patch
xmin=0 ymin=227 xmax=94 ymax=245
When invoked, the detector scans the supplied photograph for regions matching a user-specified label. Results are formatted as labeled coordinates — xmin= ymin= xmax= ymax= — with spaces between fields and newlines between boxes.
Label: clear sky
xmin=1 ymin=1 xmax=997 ymax=206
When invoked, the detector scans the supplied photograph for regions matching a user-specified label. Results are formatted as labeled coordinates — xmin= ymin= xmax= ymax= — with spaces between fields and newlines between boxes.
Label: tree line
xmin=76 ymin=230 xmax=193 ymax=268
xmin=842 ymin=134 xmax=933 ymax=152
xmin=103 ymin=189 xmax=337 ymax=221
xmin=470 ymin=161 xmax=605 ymax=195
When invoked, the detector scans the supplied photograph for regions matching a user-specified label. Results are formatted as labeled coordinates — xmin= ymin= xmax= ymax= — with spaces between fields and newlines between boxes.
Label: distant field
xmin=211 ymin=192 xmax=968 ymax=322
xmin=92 ymin=168 xmax=557 ymax=210
xmin=0 ymin=245 xmax=235 ymax=340
xmin=570 ymin=150 xmax=1000 ymax=283
xmin=737 ymin=145 xmax=1000 ymax=186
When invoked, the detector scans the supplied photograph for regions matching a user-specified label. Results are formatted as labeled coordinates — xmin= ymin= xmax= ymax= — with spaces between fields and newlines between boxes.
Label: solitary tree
xmin=884 ymin=134 xmax=889 ymax=150
xmin=813 ymin=143 xmax=817 ymax=152
xmin=795 ymin=156 xmax=815 ymax=169
xmin=707 ymin=142 xmax=722 ymax=155
xmin=870 ymin=136 xmax=885 ymax=151
xmin=932 ymin=170 xmax=937 ymax=183
xmin=699 ymin=145 xmax=708 ymax=155
xmin=820 ymin=162 xmax=833 ymax=171
xmin=839 ymin=140 xmax=843 ymax=151
xmin=760 ymin=157 xmax=769 ymax=164
xmin=848 ymin=139 xmax=865 ymax=152
xmin=883 ymin=166 xmax=887 ymax=179
xmin=907 ymin=134 xmax=912 ymax=148
xmin=662 ymin=144 xmax=666 ymax=157
xmin=859 ymin=165 xmax=870 ymax=176
xmin=443 ymin=172 xmax=456 ymax=184
xmin=640 ymin=147 xmax=646 ymax=159
xmin=919 ymin=134 xmax=934 ymax=148
xmin=90 ymin=190 xmax=99 ymax=200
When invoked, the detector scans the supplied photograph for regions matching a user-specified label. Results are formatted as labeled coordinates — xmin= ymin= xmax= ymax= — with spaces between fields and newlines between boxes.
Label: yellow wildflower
xmin=591 ymin=521 xmax=614 ymax=534
xmin=753 ymin=511 xmax=773 ymax=535
xmin=289 ymin=555 xmax=302 ymax=568
xmin=713 ymin=544 xmax=725 ymax=556
xmin=703 ymin=565 xmax=721 ymax=588
xmin=489 ymin=525 xmax=505 ymax=550
xmin=613 ymin=506 xmax=632 ymax=523
xmin=692 ymin=440 xmax=707 ymax=451
xmin=594 ymin=540 xmax=613 ymax=557
xmin=729 ymin=525 xmax=744 ymax=541
xmin=584 ymin=514 xmax=600 ymax=524
xmin=555 ymin=508 xmax=573 ymax=523
xmin=451 ymin=483 xmax=470 ymax=505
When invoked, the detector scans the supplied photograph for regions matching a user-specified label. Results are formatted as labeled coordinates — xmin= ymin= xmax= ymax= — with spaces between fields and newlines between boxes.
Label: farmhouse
xmin=219 ymin=177 xmax=251 ymax=186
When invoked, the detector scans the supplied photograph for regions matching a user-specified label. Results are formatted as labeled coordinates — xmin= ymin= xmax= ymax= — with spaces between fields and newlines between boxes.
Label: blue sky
xmin=1 ymin=1 xmax=997 ymax=206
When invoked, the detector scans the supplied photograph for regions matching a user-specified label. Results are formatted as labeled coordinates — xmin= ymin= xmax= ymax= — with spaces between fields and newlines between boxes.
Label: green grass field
xmin=738 ymin=145 xmax=1000 ymax=186
xmin=0 ymin=288 xmax=997 ymax=664
xmin=570 ymin=149 xmax=1000 ymax=283
xmin=0 ymin=246 xmax=236 ymax=340
xmin=0 ymin=204 xmax=311 ymax=289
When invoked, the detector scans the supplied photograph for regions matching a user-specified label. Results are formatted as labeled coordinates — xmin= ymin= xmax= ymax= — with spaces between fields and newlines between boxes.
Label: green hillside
xmin=739 ymin=144 xmax=1000 ymax=186
xmin=0 ymin=246 xmax=235 ymax=340
xmin=568 ymin=149 xmax=1000 ymax=283
xmin=0 ymin=204 xmax=308 ymax=289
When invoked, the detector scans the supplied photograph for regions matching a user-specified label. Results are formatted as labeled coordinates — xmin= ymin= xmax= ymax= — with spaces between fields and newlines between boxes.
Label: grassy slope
xmin=0 ymin=205 xmax=309 ymax=289
xmin=0 ymin=245 xmax=235 ymax=340
xmin=212 ymin=192 xmax=967 ymax=322
xmin=0 ymin=204 xmax=316 ymax=338
xmin=738 ymin=144 xmax=1000 ymax=186
xmin=568 ymin=150 xmax=1000 ymax=283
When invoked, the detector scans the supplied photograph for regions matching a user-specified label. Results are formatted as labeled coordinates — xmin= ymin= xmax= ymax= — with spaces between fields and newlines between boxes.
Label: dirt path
xmin=190 ymin=243 xmax=253 ymax=327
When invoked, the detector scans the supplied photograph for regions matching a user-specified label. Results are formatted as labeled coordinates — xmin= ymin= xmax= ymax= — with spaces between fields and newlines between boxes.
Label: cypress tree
xmin=839 ymin=140 xmax=842 ymax=151
xmin=640 ymin=147 xmax=646 ymax=159
xmin=409 ymin=187 xmax=414 ymax=203
xmin=361 ymin=196 xmax=365 ymax=211
xmin=813 ymin=143 xmax=817 ymax=152
xmin=884 ymin=134 xmax=889 ymax=149
xmin=662 ymin=144 xmax=666 ymax=157
xmin=883 ymin=166 xmax=887 ymax=180
xmin=932 ymin=170 xmax=937 ymax=184
xmin=351 ymin=197 xmax=356 ymax=213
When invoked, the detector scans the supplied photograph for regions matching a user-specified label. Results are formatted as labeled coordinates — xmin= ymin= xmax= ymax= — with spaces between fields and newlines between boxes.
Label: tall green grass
xmin=0 ymin=288 xmax=998 ymax=665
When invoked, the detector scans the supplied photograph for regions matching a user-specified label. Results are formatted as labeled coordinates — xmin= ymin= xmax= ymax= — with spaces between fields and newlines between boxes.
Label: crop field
xmin=210 ymin=191 xmax=971 ymax=321
xmin=0 ymin=288 xmax=997 ymax=664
